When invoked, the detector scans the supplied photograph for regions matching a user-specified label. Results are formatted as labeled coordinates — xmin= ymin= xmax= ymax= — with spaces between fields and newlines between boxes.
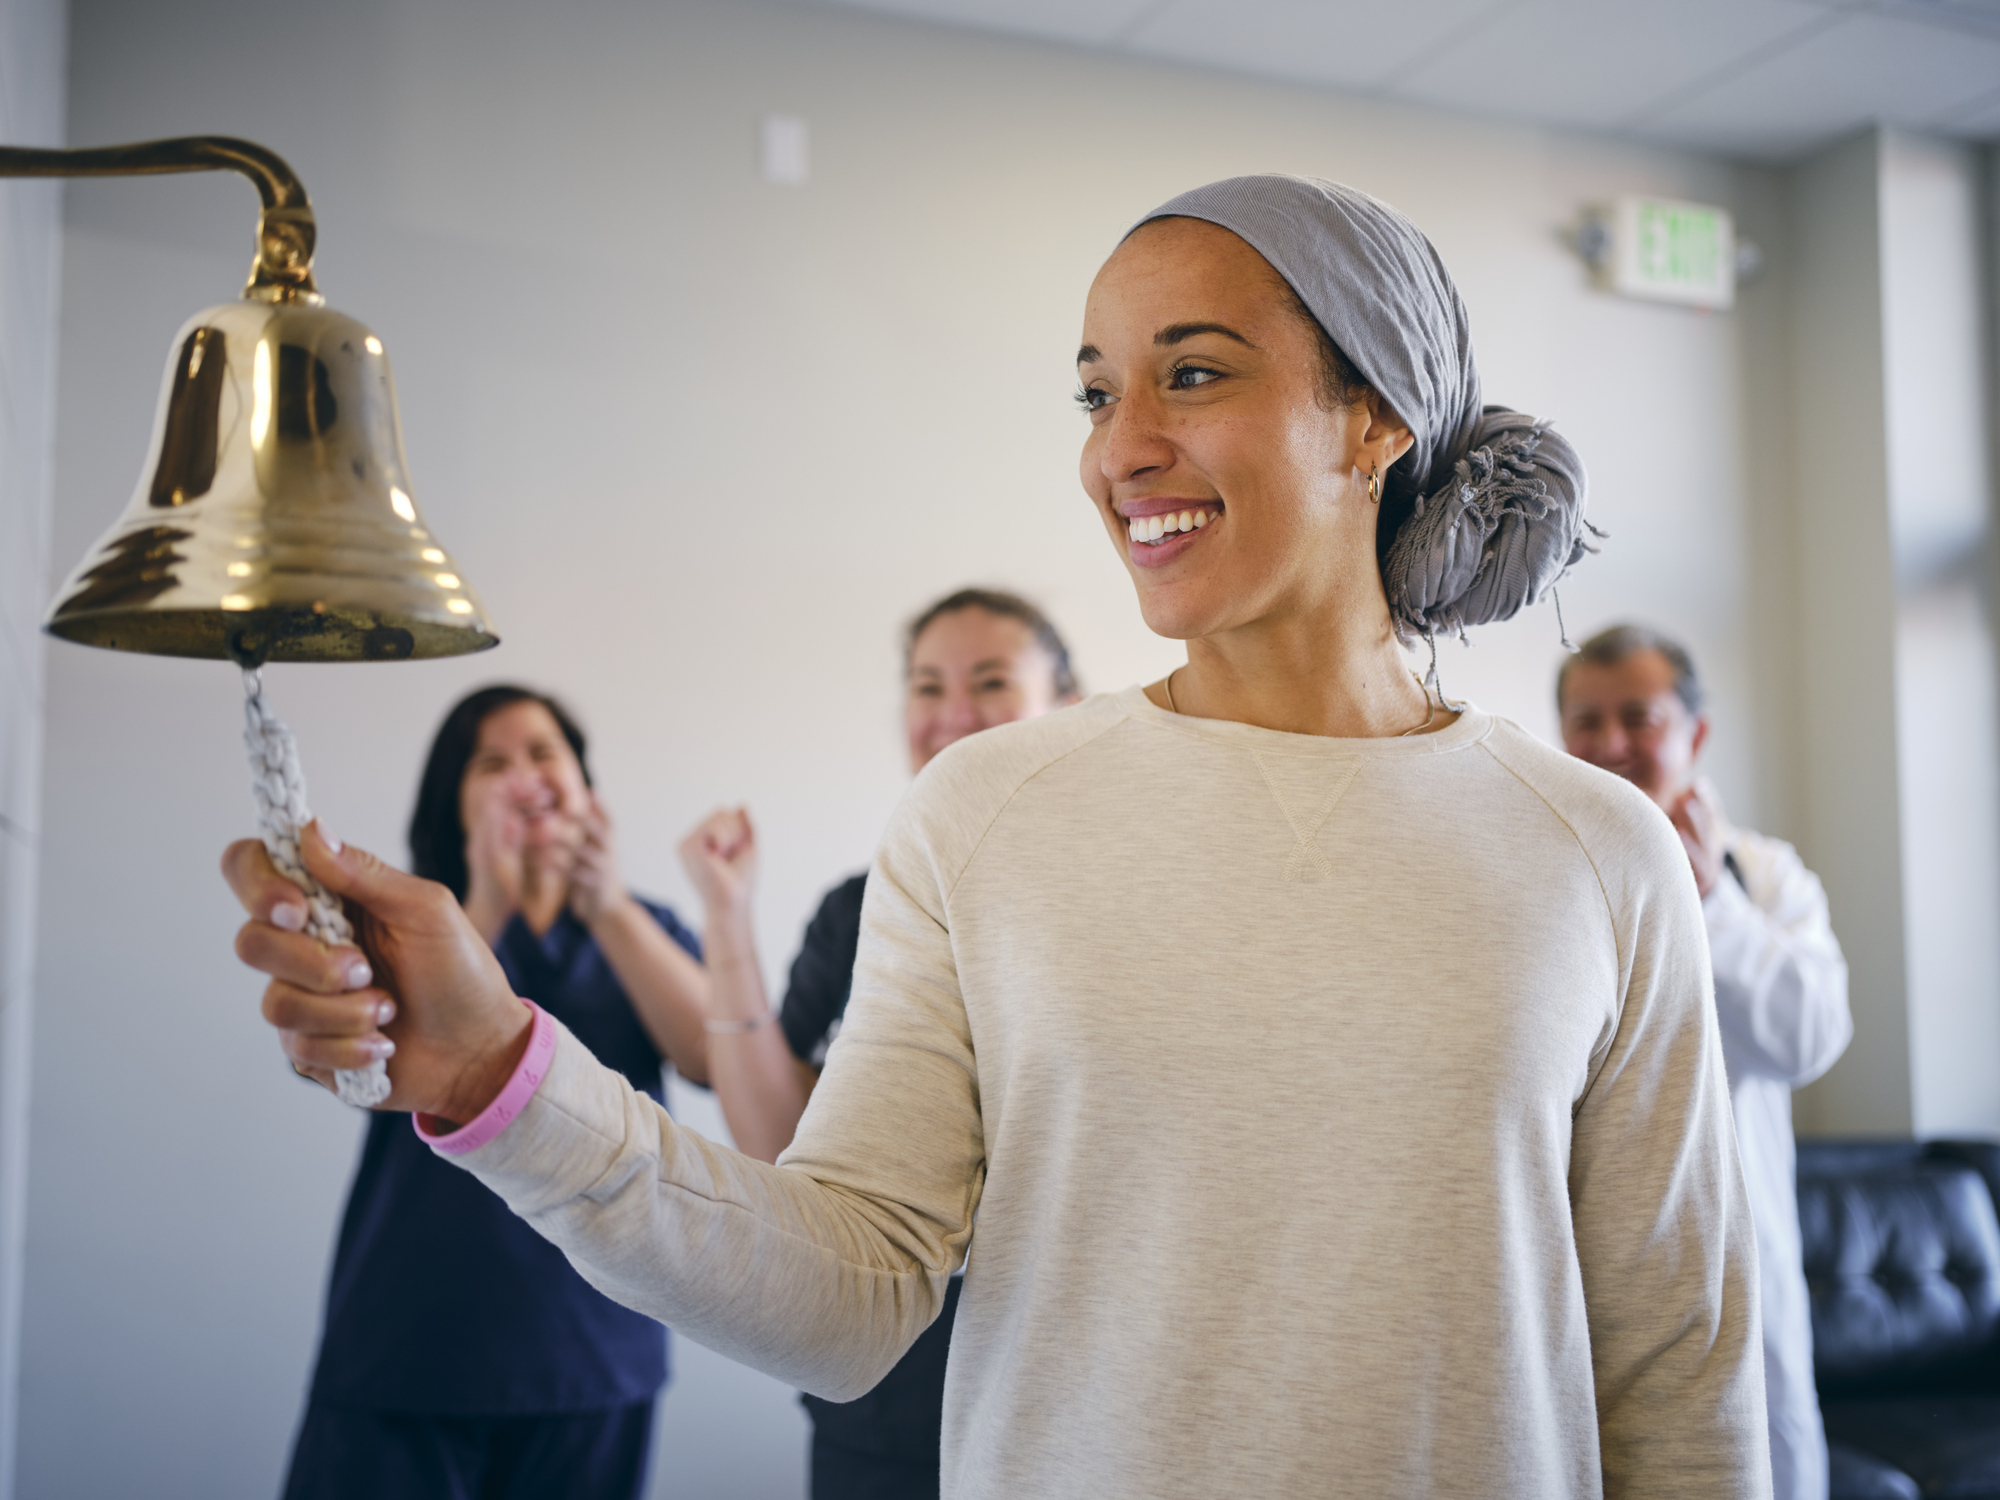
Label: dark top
xmin=309 ymin=901 xmax=699 ymax=1417
xmin=780 ymin=874 xmax=960 ymax=1460
xmin=778 ymin=873 xmax=869 ymax=1069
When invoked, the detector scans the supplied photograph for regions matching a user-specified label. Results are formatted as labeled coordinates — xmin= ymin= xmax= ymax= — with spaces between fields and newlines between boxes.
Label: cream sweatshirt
xmin=447 ymin=686 xmax=1770 ymax=1499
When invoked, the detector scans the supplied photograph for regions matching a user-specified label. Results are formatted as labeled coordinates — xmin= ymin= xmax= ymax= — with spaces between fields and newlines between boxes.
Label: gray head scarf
xmin=1130 ymin=175 xmax=1598 ymax=653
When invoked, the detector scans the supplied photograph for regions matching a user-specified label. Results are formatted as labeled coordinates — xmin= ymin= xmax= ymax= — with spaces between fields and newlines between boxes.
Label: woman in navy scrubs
xmin=679 ymin=589 xmax=1078 ymax=1500
xmin=283 ymin=685 xmax=711 ymax=1500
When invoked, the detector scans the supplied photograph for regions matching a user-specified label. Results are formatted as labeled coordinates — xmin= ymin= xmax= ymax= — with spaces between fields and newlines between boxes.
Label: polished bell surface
xmin=44 ymin=298 xmax=498 ymax=663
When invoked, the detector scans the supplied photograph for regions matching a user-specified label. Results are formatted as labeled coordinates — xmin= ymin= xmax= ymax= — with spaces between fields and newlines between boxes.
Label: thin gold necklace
xmin=1162 ymin=667 xmax=1437 ymax=736
xmin=1400 ymin=674 xmax=1438 ymax=737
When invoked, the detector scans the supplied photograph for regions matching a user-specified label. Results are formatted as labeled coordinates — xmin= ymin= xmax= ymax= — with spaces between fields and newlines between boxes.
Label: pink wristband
xmin=413 ymin=1000 xmax=554 ymax=1155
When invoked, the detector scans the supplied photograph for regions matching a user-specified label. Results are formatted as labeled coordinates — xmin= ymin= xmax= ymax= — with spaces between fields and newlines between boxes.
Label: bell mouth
xmin=46 ymin=604 xmax=499 ymax=664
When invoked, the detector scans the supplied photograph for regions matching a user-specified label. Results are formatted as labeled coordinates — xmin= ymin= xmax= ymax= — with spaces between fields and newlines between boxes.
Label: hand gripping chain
xmin=241 ymin=668 xmax=390 ymax=1108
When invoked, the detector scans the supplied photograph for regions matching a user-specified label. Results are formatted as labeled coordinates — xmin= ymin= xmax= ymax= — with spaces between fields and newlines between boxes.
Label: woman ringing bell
xmin=229 ymin=175 xmax=1766 ymax=1500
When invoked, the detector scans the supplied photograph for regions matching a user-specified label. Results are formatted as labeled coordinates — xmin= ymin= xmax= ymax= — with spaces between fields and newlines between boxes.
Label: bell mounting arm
xmin=0 ymin=135 xmax=319 ymax=303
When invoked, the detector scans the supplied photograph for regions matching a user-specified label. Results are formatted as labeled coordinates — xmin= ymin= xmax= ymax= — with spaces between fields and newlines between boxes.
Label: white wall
xmin=1882 ymin=131 xmax=2000 ymax=1139
xmin=1783 ymin=131 xmax=1914 ymax=1136
xmin=25 ymin=1 xmax=1785 ymax=1495
xmin=0 ymin=4 xmax=65 ymax=1497
xmin=1783 ymin=127 xmax=2000 ymax=1141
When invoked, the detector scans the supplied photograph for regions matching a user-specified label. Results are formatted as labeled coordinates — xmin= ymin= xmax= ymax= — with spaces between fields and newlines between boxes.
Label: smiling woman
xmin=278 ymin=685 xmax=714 ymax=1500
xmin=224 ymin=176 xmax=1767 ymax=1500
xmin=674 ymin=586 xmax=1081 ymax=1500
xmin=1077 ymin=179 xmax=1594 ymax=734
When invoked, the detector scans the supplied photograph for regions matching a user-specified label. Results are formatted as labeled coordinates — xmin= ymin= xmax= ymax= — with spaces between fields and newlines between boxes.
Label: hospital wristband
xmin=413 ymin=999 xmax=554 ymax=1155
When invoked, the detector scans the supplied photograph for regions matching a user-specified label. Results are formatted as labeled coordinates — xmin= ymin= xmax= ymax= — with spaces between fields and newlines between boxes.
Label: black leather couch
xmin=1799 ymin=1139 xmax=2000 ymax=1500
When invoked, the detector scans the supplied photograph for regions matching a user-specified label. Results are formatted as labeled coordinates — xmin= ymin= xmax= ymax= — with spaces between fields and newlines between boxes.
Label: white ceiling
xmin=808 ymin=0 xmax=2000 ymax=161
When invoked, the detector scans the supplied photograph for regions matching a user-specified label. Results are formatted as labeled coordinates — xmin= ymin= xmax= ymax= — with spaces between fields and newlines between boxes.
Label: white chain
xmin=241 ymin=668 xmax=390 ymax=1108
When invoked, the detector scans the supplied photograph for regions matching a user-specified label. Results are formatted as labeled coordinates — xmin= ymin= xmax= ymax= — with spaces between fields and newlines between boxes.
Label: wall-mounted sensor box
xmin=1581 ymin=195 xmax=1737 ymax=310
xmin=761 ymin=115 xmax=810 ymax=185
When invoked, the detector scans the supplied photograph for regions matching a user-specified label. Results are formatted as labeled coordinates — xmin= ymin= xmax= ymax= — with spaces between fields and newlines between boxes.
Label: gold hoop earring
xmin=1367 ymin=467 xmax=1381 ymax=505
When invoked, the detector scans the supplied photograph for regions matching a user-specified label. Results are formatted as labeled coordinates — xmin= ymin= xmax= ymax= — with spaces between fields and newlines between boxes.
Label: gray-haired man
xmin=1559 ymin=624 xmax=1851 ymax=1500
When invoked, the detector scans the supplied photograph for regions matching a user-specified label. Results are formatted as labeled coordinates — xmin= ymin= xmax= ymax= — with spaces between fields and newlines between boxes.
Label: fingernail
xmin=316 ymin=820 xmax=343 ymax=854
xmin=366 ymin=1037 xmax=396 ymax=1061
xmin=375 ymin=999 xmax=396 ymax=1026
xmin=345 ymin=960 xmax=373 ymax=990
xmin=271 ymin=904 xmax=307 ymax=932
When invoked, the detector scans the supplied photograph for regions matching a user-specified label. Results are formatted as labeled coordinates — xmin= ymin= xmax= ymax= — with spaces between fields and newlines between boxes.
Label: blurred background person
xmin=284 ymin=685 xmax=711 ymax=1500
xmin=678 ymin=588 xmax=1079 ymax=1500
xmin=1558 ymin=624 xmax=1851 ymax=1500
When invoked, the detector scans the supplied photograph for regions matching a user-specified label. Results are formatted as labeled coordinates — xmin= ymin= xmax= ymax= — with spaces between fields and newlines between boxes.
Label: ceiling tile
xmin=1386 ymin=0 xmax=1834 ymax=132
xmin=1121 ymin=0 xmax=1510 ymax=93
xmin=812 ymin=0 xmax=1162 ymax=49
xmin=1938 ymin=85 xmax=2000 ymax=132
xmin=1641 ymin=11 xmax=2000 ymax=158
xmin=803 ymin=0 xmax=2000 ymax=159
xmin=1861 ymin=0 xmax=2000 ymax=46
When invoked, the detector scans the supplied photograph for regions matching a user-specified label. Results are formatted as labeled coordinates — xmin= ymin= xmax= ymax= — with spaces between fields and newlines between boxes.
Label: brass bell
xmin=44 ymin=298 xmax=497 ymax=663
xmin=6 ymin=136 xmax=498 ymax=665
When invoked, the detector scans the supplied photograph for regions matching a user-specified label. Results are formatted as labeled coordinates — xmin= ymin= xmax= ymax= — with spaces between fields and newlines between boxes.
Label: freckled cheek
xmin=1180 ymin=412 xmax=1283 ymax=488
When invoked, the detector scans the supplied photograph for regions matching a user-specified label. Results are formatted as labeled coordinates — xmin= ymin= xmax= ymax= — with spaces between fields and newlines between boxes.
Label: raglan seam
xmin=1474 ymin=738 xmax=1629 ymax=1095
xmin=936 ymin=706 xmax=1136 ymax=907
xmin=1473 ymin=739 xmax=1622 ymax=950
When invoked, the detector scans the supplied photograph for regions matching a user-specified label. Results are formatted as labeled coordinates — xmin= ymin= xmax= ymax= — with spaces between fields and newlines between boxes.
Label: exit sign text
xmin=1604 ymin=195 xmax=1736 ymax=310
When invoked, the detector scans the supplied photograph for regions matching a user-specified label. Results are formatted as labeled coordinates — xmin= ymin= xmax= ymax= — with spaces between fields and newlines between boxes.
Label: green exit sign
xmin=1604 ymin=195 xmax=1736 ymax=310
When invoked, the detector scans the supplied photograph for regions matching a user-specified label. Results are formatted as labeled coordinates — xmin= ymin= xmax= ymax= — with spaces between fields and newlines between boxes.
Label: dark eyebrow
xmin=1078 ymin=322 xmax=1256 ymax=366
xmin=1156 ymin=321 xmax=1255 ymax=349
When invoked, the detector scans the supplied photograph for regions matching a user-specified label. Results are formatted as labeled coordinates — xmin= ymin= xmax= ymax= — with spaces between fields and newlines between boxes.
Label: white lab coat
xmin=1706 ymin=826 xmax=1853 ymax=1500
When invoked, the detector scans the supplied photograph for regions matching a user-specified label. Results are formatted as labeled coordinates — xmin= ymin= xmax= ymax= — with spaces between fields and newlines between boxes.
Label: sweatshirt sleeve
xmin=1705 ymin=834 xmax=1852 ymax=1088
xmin=440 ymin=792 xmax=985 ymax=1401
xmin=1568 ymin=806 xmax=1772 ymax=1500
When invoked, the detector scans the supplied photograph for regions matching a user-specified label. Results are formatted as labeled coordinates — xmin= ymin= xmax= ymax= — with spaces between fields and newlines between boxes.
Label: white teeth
xmin=1129 ymin=508 xmax=1217 ymax=543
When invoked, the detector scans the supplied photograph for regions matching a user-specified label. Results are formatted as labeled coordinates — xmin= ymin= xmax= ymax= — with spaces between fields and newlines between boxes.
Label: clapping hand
xmin=1666 ymin=778 xmax=1727 ymax=898
xmin=568 ymin=792 xmax=636 ymax=929
xmin=461 ymin=767 xmax=585 ymax=940
xmin=678 ymin=807 xmax=759 ymax=932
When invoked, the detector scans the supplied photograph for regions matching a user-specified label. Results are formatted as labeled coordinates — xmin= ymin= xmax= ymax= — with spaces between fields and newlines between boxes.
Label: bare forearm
xmin=590 ymin=898 xmax=713 ymax=1082
xmin=703 ymin=915 xmax=813 ymax=1163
